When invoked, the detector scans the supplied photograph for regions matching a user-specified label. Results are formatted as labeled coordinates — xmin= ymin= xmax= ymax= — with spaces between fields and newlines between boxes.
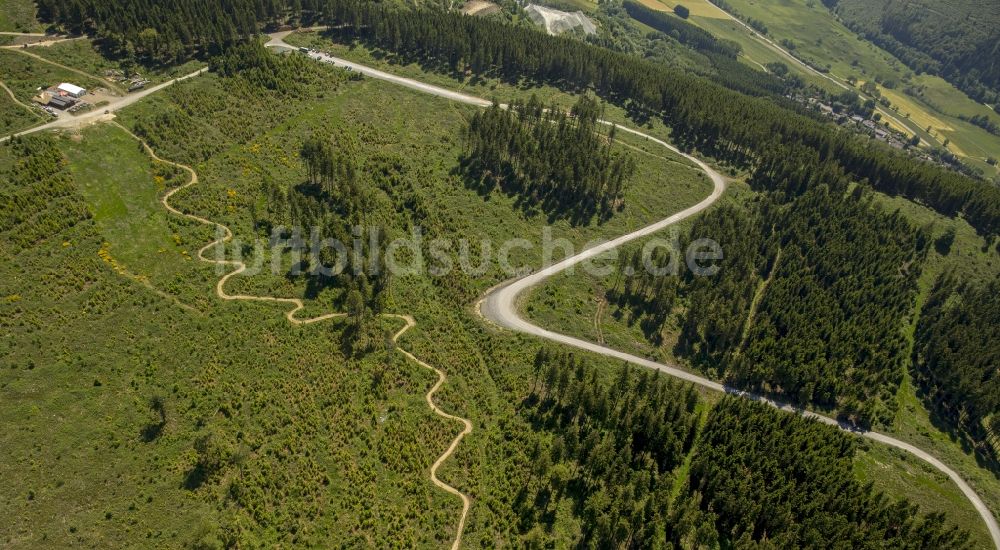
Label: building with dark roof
xmin=48 ymin=95 xmax=76 ymax=110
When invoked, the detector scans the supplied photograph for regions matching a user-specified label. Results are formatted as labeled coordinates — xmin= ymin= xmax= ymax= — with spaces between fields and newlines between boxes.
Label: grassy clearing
xmin=727 ymin=0 xmax=902 ymax=80
xmin=873 ymin=190 xmax=1000 ymax=536
xmin=62 ymin=124 xmax=210 ymax=293
xmin=890 ymin=373 xmax=1000 ymax=538
xmin=26 ymin=39 xmax=207 ymax=87
xmin=854 ymin=440 xmax=993 ymax=550
xmin=3 ymin=63 xmax=490 ymax=545
xmin=0 ymin=49 xmax=114 ymax=103
xmin=874 ymin=191 xmax=997 ymax=289
xmin=23 ymin=39 xmax=121 ymax=80
xmin=0 ymin=82 xmax=43 ymax=134
xmin=0 ymin=0 xmax=45 ymax=32
xmin=0 ymin=123 xmax=465 ymax=548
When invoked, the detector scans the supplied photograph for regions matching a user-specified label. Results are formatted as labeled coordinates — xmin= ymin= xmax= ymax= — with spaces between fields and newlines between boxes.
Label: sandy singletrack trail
xmin=112 ymin=122 xmax=473 ymax=550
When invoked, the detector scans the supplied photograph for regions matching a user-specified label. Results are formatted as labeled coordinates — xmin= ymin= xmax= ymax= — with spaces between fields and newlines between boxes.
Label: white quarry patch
xmin=524 ymin=4 xmax=597 ymax=35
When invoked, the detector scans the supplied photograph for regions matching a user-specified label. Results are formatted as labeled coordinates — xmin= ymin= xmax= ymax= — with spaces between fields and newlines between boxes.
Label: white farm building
xmin=57 ymin=83 xmax=86 ymax=98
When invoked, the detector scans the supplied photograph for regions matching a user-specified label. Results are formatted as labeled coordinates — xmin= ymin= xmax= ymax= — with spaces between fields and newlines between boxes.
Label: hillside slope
xmin=826 ymin=0 xmax=1000 ymax=103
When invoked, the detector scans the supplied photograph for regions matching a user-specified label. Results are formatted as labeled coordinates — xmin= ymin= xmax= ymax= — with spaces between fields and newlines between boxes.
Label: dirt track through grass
xmin=112 ymin=121 xmax=474 ymax=550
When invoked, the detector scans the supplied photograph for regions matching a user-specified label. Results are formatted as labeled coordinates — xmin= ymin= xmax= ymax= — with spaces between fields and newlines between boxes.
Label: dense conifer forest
xmin=612 ymin=185 xmax=925 ymax=426
xmin=685 ymin=398 xmax=972 ymax=548
xmin=914 ymin=275 xmax=1000 ymax=458
xmin=516 ymin=350 xmax=700 ymax=546
xmin=291 ymin=132 xmax=393 ymax=356
xmin=514 ymin=353 xmax=972 ymax=547
xmin=32 ymin=0 xmax=1000 ymax=237
xmin=461 ymin=96 xmax=635 ymax=223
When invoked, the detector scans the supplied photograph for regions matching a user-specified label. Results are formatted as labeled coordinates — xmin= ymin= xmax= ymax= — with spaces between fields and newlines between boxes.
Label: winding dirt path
xmin=4 ymin=47 xmax=126 ymax=94
xmin=111 ymin=122 xmax=473 ymax=550
xmin=0 ymin=79 xmax=43 ymax=119
xmin=392 ymin=315 xmax=473 ymax=550
xmin=0 ymin=35 xmax=85 ymax=48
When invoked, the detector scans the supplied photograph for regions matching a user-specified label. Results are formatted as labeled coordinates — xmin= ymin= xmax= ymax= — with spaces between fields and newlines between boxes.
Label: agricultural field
xmin=829 ymin=0 xmax=1000 ymax=104
xmin=724 ymin=0 xmax=998 ymax=174
xmin=626 ymin=0 xmax=1000 ymax=177
xmin=24 ymin=39 xmax=207 ymax=88
xmin=719 ymin=0 xmax=1000 ymax=173
xmin=639 ymin=0 xmax=728 ymax=18
xmin=628 ymin=0 xmax=796 ymax=68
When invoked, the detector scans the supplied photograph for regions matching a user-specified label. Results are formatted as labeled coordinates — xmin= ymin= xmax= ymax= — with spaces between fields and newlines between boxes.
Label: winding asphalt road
xmin=264 ymin=33 xmax=1000 ymax=547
